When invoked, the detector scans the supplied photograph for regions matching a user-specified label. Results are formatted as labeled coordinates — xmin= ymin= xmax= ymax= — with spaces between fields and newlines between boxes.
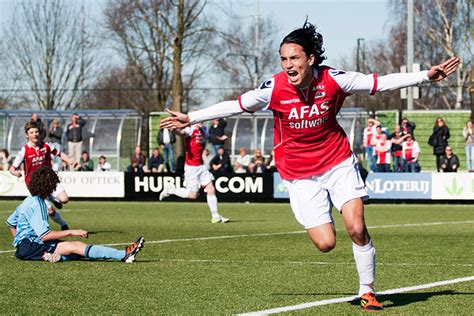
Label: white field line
xmin=237 ymin=276 xmax=474 ymax=316
xmin=1 ymin=220 xmax=473 ymax=254
xmin=162 ymin=258 xmax=473 ymax=268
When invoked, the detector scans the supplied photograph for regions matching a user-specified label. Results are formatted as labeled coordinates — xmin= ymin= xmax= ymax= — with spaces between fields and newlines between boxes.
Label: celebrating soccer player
xmin=160 ymin=21 xmax=459 ymax=311
xmin=9 ymin=121 xmax=79 ymax=230
xmin=6 ymin=166 xmax=145 ymax=263
xmin=159 ymin=123 xmax=229 ymax=224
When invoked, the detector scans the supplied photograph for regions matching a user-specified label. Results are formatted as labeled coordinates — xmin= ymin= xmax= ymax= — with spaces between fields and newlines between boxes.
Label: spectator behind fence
xmin=235 ymin=147 xmax=251 ymax=170
xmin=247 ymin=148 xmax=264 ymax=173
xmin=234 ymin=162 xmax=246 ymax=173
xmin=128 ymin=146 xmax=146 ymax=174
xmin=390 ymin=125 xmax=409 ymax=172
xmin=30 ymin=113 xmax=47 ymax=141
xmin=148 ymin=147 xmax=164 ymax=172
xmin=401 ymin=117 xmax=416 ymax=137
xmin=96 ymin=155 xmax=111 ymax=172
xmin=202 ymin=148 xmax=213 ymax=170
xmin=0 ymin=149 xmax=13 ymax=171
xmin=47 ymin=118 xmax=63 ymax=171
xmin=209 ymin=118 xmax=228 ymax=155
xmin=157 ymin=127 xmax=176 ymax=173
xmin=363 ymin=118 xmax=379 ymax=173
xmin=375 ymin=133 xmax=392 ymax=172
xmin=428 ymin=117 xmax=450 ymax=172
xmin=439 ymin=146 xmax=459 ymax=173
xmin=78 ymin=151 xmax=94 ymax=171
xmin=265 ymin=149 xmax=276 ymax=172
xmin=463 ymin=120 xmax=474 ymax=172
xmin=66 ymin=113 xmax=87 ymax=164
xmin=210 ymin=146 xmax=232 ymax=176
xmin=402 ymin=134 xmax=420 ymax=172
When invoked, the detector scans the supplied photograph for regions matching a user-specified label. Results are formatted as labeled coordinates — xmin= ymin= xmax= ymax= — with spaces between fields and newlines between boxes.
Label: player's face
xmin=26 ymin=128 xmax=39 ymax=143
xmin=279 ymin=43 xmax=315 ymax=88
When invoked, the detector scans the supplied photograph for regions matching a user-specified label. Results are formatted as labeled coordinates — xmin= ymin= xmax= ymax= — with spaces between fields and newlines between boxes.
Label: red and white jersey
xmin=375 ymin=140 xmax=392 ymax=164
xmin=12 ymin=142 xmax=61 ymax=185
xmin=183 ymin=125 xmax=207 ymax=166
xmin=188 ymin=66 xmax=429 ymax=180
xmin=363 ymin=126 xmax=376 ymax=147
xmin=402 ymin=140 xmax=420 ymax=160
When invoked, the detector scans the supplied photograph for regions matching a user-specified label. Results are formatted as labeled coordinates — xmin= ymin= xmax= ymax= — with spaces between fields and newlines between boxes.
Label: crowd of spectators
xmin=2 ymin=114 xmax=472 ymax=175
xmin=362 ymin=116 xmax=465 ymax=173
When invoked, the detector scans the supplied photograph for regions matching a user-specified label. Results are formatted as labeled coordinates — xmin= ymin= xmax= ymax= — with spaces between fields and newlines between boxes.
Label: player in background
xmin=160 ymin=21 xmax=459 ymax=311
xmin=159 ymin=123 xmax=229 ymax=224
xmin=9 ymin=121 xmax=78 ymax=230
xmin=6 ymin=166 xmax=144 ymax=263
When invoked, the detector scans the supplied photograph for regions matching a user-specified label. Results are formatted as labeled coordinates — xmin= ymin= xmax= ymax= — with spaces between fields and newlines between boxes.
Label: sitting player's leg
xmin=54 ymin=236 xmax=145 ymax=263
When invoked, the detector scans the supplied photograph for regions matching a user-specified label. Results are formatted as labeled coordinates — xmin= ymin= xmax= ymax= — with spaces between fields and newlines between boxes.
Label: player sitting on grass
xmin=10 ymin=121 xmax=76 ymax=230
xmin=5 ymin=165 xmax=145 ymax=263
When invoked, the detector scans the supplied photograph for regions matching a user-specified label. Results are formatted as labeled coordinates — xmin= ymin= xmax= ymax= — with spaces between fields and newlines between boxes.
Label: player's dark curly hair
xmin=28 ymin=166 xmax=60 ymax=199
xmin=279 ymin=20 xmax=326 ymax=66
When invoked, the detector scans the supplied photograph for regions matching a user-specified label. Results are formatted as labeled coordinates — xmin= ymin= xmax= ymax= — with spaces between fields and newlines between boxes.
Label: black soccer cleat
xmin=122 ymin=236 xmax=145 ymax=263
xmin=61 ymin=224 xmax=69 ymax=231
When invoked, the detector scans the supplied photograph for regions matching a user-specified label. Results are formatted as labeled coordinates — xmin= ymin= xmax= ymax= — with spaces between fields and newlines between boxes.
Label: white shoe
xmin=159 ymin=185 xmax=172 ymax=201
xmin=42 ymin=252 xmax=61 ymax=263
xmin=211 ymin=216 xmax=230 ymax=224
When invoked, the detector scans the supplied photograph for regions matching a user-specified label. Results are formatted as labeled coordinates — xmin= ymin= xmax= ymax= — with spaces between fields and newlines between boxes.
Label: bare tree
xmin=104 ymin=0 xmax=214 ymax=112
xmin=387 ymin=0 xmax=472 ymax=110
xmin=2 ymin=0 xmax=98 ymax=110
xmin=213 ymin=14 xmax=281 ymax=99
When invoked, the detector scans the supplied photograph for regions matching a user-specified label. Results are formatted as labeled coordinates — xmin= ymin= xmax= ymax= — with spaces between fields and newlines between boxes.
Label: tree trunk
xmin=171 ymin=0 xmax=185 ymax=159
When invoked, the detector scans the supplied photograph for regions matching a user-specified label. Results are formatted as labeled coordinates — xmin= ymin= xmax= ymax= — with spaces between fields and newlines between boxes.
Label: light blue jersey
xmin=6 ymin=196 xmax=51 ymax=247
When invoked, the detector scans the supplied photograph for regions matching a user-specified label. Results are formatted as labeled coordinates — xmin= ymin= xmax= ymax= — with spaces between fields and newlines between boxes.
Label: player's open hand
xmin=427 ymin=57 xmax=459 ymax=81
xmin=160 ymin=109 xmax=191 ymax=130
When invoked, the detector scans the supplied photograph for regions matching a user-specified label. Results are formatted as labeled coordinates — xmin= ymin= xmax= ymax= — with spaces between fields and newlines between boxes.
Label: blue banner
xmin=365 ymin=173 xmax=432 ymax=199
xmin=273 ymin=172 xmax=289 ymax=199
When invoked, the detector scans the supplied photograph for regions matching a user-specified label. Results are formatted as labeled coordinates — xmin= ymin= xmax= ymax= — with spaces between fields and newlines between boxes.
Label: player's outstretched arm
xmin=59 ymin=152 xmax=79 ymax=169
xmin=160 ymin=109 xmax=191 ymax=130
xmin=9 ymin=166 xmax=21 ymax=178
xmin=427 ymin=57 xmax=459 ymax=81
xmin=41 ymin=229 xmax=88 ymax=241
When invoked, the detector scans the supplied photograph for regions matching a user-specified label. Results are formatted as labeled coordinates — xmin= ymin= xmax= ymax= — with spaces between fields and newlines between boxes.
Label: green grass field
xmin=0 ymin=201 xmax=473 ymax=314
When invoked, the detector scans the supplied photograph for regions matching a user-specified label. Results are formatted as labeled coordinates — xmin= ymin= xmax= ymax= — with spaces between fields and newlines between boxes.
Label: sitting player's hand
xmin=71 ymin=229 xmax=88 ymax=238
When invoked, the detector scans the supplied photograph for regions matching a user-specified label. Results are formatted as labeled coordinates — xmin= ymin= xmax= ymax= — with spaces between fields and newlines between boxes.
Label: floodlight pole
xmin=253 ymin=0 xmax=260 ymax=87
xmin=407 ymin=0 xmax=414 ymax=110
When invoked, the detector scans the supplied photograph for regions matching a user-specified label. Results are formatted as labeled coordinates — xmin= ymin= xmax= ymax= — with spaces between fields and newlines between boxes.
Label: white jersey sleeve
xmin=12 ymin=147 xmax=25 ymax=169
xmin=188 ymin=78 xmax=274 ymax=124
xmin=328 ymin=68 xmax=430 ymax=95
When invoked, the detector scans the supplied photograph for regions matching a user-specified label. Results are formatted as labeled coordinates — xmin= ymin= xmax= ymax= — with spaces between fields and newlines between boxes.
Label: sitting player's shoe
xmin=50 ymin=198 xmax=63 ymax=210
xmin=61 ymin=224 xmax=69 ymax=231
xmin=360 ymin=292 xmax=384 ymax=312
xmin=42 ymin=252 xmax=61 ymax=263
xmin=159 ymin=185 xmax=172 ymax=201
xmin=122 ymin=236 xmax=145 ymax=263
xmin=211 ymin=216 xmax=230 ymax=224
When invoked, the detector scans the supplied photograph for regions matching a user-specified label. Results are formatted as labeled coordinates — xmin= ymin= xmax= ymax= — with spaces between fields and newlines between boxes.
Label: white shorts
xmin=43 ymin=183 xmax=66 ymax=209
xmin=184 ymin=164 xmax=214 ymax=192
xmin=284 ymin=155 xmax=368 ymax=229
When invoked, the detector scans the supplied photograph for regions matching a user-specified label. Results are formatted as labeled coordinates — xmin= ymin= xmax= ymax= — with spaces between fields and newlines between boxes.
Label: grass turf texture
xmin=0 ymin=201 xmax=473 ymax=314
